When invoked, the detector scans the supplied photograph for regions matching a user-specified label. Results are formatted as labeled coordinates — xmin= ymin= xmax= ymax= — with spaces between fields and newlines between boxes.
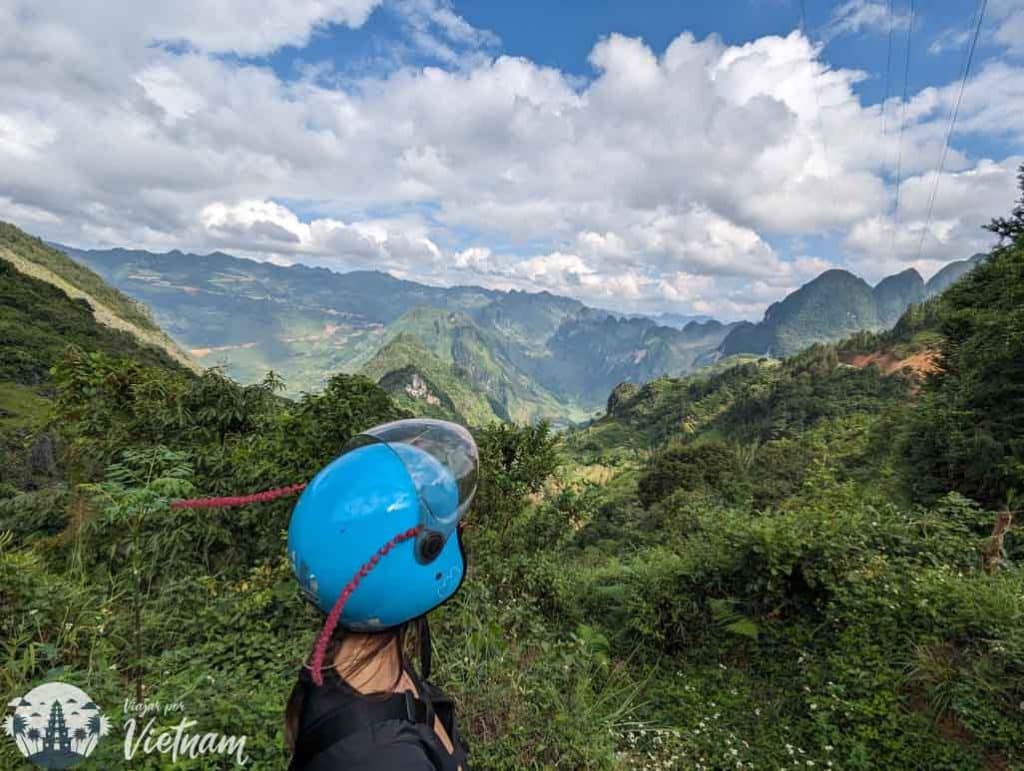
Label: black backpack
xmin=289 ymin=645 xmax=468 ymax=771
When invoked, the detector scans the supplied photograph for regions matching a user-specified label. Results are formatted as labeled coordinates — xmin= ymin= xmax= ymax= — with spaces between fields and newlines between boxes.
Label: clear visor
xmin=344 ymin=418 xmax=478 ymax=528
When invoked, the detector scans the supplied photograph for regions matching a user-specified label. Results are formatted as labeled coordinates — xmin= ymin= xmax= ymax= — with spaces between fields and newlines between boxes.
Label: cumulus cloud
xmin=844 ymin=155 xmax=1021 ymax=278
xmin=198 ymin=199 xmax=443 ymax=272
xmin=7 ymin=0 xmax=380 ymax=58
xmin=0 ymin=1 xmax=1020 ymax=318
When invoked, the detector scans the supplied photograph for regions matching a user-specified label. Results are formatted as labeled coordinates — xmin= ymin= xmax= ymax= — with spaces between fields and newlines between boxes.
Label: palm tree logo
xmin=4 ymin=683 xmax=109 ymax=769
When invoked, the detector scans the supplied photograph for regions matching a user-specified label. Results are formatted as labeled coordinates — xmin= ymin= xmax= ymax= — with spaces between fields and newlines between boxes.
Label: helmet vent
xmin=418 ymin=531 xmax=445 ymax=563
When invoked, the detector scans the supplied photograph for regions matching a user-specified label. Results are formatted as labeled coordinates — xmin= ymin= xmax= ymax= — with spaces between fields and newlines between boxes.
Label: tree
xmin=82 ymin=447 xmax=194 ymax=701
xmin=637 ymin=440 xmax=749 ymax=509
xmin=903 ymin=171 xmax=1024 ymax=505
xmin=984 ymin=162 xmax=1024 ymax=243
xmin=26 ymin=727 xmax=41 ymax=754
xmin=471 ymin=421 xmax=560 ymax=533
xmin=289 ymin=373 xmax=407 ymax=471
xmin=83 ymin=714 xmax=107 ymax=756
xmin=4 ymin=713 xmax=30 ymax=756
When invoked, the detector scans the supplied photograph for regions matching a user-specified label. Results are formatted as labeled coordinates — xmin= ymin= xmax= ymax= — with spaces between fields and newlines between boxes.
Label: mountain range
xmin=717 ymin=254 xmax=987 ymax=358
xmin=0 ymin=223 xmax=981 ymax=425
xmin=53 ymin=243 xmax=740 ymax=424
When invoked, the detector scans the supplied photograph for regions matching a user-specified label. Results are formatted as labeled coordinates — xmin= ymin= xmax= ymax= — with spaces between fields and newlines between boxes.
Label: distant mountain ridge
xmin=719 ymin=255 xmax=986 ymax=358
xmin=49 ymin=234 xmax=985 ymax=423
xmin=56 ymin=242 xmax=737 ymax=423
xmin=599 ymin=310 xmax=712 ymax=329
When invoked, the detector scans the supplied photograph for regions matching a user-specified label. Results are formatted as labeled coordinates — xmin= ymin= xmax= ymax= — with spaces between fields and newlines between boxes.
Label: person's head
xmin=284 ymin=419 xmax=478 ymax=736
xmin=289 ymin=419 xmax=477 ymax=639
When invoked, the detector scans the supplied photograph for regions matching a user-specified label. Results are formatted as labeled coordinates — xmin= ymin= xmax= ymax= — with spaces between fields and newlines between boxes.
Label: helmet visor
xmin=345 ymin=418 xmax=478 ymax=529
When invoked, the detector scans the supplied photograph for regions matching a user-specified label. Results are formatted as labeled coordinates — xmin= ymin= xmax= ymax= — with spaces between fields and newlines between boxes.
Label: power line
xmin=890 ymin=0 xmax=916 ymax=258
xmin=914 ymin=0 xmax=989 ymax=261
xmin=799 ymin=0 xmax=838 ymax=214
xmin=880 ymin=0 xmax=895 ymax=138
xmin=878 ymin=0 xmax=895 ymax=240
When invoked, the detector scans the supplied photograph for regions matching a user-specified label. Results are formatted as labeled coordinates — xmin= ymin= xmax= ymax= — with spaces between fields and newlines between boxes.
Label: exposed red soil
xmin=843 ymin=349 xmax=941 ymax=378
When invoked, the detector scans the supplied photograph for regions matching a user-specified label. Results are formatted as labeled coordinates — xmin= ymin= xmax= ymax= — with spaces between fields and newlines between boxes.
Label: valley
xmin=55 ymin=239 xmax=982 ymax=427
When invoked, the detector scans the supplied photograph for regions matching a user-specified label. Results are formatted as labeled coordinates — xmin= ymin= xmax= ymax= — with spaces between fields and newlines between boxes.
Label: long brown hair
xmin=284 ymin=622 xmax=411 ymax=752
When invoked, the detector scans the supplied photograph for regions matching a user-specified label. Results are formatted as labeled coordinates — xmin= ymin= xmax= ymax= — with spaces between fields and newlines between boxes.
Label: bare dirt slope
xmin=1 ymin=247 xmax=200 ymax=373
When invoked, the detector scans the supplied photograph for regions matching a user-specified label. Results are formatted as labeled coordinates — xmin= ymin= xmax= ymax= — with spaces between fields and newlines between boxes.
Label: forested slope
xmin=0 ymin=250 xmax=189 ymax=495
xmin=1 ymin=224 xmax=196 ymax=372
xmin=2 ymin=178 xmax=1022 ymax=769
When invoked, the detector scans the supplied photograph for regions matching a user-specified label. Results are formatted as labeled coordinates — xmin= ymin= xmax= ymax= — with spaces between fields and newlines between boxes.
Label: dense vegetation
xmin=0 ymin=224 xmax=160 ymax=334
xmin=2 ymin=180 xmax=1022 ymax=769
xmin=0 ymin=260 xmax=180 ymax=387
xmin=0 ymin=252 xmax=185 ymax=495
xmin=902 ymin=238 xmax=1024 ymax=507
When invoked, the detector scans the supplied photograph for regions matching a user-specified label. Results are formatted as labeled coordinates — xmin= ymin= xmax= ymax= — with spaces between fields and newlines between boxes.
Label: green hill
xmin=720 ymin=269 xmax=880 ymax=357
xmin=473 ymin=289 xmax=586 ymax=346
xmin=719 ymin=256 xmax=984 ymax=358
xmin=924 ymin=252 xmax=987 ymax=295
xmin=2 ymin=223 xmax=160 ymax=333
xmin=0 ymin=240 xmax=191 ymax=493
xmin=0 ymin=259 xmax=184 ymax=386
xmin=872 ymin=267 xmax=925 ymax=326
xmin=1 ymin=224 xmax=196 ymax=372
xmin=539 ymin=314 xmax=734 ymax=403
xmin=367 ymin=307 xmax=584 ymax=425
xmin=361 ymin=333 xmax=501 ymax=425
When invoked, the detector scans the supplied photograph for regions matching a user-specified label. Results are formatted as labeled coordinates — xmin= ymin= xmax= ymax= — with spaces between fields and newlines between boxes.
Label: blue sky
xmin=271 ymin=0 xmax=983 ymax=89
xmin=1 ymin=0 xmax=1021 ymax=319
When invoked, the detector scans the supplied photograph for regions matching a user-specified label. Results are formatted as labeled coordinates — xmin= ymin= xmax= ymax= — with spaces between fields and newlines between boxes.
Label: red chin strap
xmin=169 ymin=483 xmax=307 ymax=509
xmin=170 ymin=484 xmax=423 ymax=687
xmin=305 ymin=525 xmax=423 ymax=686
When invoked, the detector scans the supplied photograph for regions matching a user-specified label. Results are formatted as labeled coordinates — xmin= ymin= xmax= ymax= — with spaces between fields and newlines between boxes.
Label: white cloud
xmin=991 ymin=0 xmax=1024 ymax=57
xmin=0 ymin=2 xmax=1021 ymax=319
xmin=391 ymin=0 xmax=499 ymax=66
xmin=0 ymin=113 xmax=57 ymax=159
xmin=0 ymin=196 xmax=61 ymax=225
xmin=198 ymin=199 xmax=443 ymax=272
xmin=844 ymin=156 xmax=1019 ymax=278
xmin=823 ymin=0 xmax=910 ymax=43
xmin=45 ymin=0 xmax=380 ymax=57
xmin=932 ymin=0 xmax=1024 ymax=59
xmin=136 ymin=66 xmax=207 ymax=122
xmin=928 ymin=27 xmax=971 ymax=56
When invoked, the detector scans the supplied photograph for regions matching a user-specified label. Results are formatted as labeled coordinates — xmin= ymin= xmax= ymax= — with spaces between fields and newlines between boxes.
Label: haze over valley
xmin=50 ymin=240 xmax=985 ymax=424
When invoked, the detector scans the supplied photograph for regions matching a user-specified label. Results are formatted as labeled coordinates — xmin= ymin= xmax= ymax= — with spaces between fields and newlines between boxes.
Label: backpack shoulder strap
xmin=289 ymin=690 xmax=434 ymax=770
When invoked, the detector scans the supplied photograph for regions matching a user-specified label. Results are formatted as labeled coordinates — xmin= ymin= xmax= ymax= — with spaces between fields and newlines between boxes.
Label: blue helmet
xmin=287 ymin=418 xmax=478 ymax=631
